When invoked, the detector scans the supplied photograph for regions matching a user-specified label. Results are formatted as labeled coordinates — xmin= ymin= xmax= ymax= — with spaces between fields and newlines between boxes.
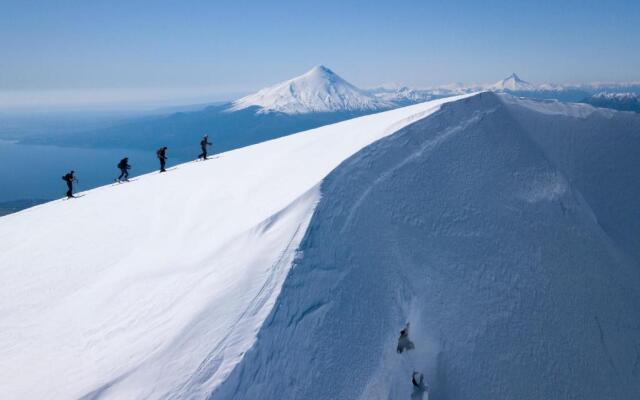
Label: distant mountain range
xmin=582 ymin=92 xmax=640 ymax=112
xmin=22 ymin=66 xmax=640 ymax=154
xmin=369 ymin=72 xmax=640 ymax=104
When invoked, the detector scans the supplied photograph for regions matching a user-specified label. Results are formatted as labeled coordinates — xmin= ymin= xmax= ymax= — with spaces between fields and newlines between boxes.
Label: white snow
xmin=228 ymin=65 xmax=393 ymax=114
xmin=498 ymin=93 xmax=608 ymax=118
xmin=214 ymin=92 xmax=640 ymax=400
xmin=3 ymin=92 xmax=639 ymax=400
xmin=367 ymin=75 xmax=640 ymax=98
xmin=367 ymin=86 xmax=435 ymax=104
xmin=591 ymin=91 xmax=639 ymax=100
xmin=0 ymin=94 xmax=473 ymax=399
xmin=490 ymin=73 xmax=536 ymax=91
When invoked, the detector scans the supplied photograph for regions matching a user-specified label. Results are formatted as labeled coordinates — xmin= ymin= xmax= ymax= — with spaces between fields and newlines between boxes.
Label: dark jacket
xmin=62 ymin=172 xmax=74 ymax=183
xmin=118 ymin=158 xmax=130 ymax=169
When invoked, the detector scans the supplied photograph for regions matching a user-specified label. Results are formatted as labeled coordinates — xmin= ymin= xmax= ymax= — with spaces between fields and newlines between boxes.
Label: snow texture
xmin=0 ymin=94 xmax=471 ymax=399
xmin=213 ymin=92 xmax=640 ymax=400
xmin=2 ymin=92 xmax=639 ymax=400
xmin=229 ymin=65 xmax=393 ymax=114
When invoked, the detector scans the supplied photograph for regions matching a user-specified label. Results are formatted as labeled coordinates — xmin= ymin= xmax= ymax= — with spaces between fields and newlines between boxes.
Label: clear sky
xmin=1 ymin=0 xmax=639 ymax=108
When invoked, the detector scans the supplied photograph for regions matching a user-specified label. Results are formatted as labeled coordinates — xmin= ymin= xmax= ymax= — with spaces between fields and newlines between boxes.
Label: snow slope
xmin=214 ymin=92 xmax=640 ymax=399
xmin=229 ymin=65 xmax=393 ymax=114
xmin=0 ymin=94 xmax=471 ymax=399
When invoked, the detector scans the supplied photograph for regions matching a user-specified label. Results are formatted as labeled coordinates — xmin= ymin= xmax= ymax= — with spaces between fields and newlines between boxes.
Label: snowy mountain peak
xmin=306 ymin=64 xmax=333 ymax=76
xmin=492 ymin=73 xmax=535 ymax=91
xmin=229 ymin=66 xmax=393 ymax=114
xmin=508 ymin=72 xmax=523 ymax=81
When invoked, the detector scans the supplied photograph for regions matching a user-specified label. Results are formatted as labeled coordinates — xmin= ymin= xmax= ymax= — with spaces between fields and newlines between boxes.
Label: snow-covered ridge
xmin=0 ymin=94 xmax=473 ymax=399
xmin=228 ymin=65 xmax=393 ymax=114
xmin=3 ymin=93 xmax=639 ymax=400
xmin=215 ymin=92 xmax=640 ymax=400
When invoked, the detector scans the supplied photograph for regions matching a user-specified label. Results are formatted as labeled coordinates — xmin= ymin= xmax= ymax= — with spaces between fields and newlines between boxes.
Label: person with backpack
xmin=157 ymin=146 xmax=168 ymax=172
xmin=198 ymin=134 xmax=212 ymax=160
xmin=116 ymin=157 xmax=131 ymax=182
xmin=411 ymin=371 xmax=428 ymax=399
xmin=396 ymin=322 xmax=415 ymax=353
xmin=62 ymin=170 xmax=78 ymax=198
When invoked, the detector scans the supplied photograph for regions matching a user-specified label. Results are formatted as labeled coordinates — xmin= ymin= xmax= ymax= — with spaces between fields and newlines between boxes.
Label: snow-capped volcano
xmin=229 ymin=65 xmax=393 ymax=114
xmin=491 ymin=73 xmax=535 ymax=91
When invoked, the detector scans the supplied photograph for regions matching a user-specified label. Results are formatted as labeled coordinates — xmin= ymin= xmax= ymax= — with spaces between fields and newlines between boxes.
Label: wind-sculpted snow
xmin=214 ymin=93 xmax=640 ymax=399
xmin=0 ymin=94 xmax=471 ymax=399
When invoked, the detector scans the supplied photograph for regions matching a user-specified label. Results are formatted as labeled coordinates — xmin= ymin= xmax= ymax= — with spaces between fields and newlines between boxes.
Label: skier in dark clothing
xmin=157 ymin=147 xmax=168 ymax=172
xmin=397 ymin=323 xmax=415 ymax=353
xmin=411 ymin=371 xmax=428 ymax=400
xmin=116 ymin=157 xmax=131 ymax=182
xmin=62 ymin=170 xmax=77 ymax=198
xmin=198 ymin=134 xmax=212 ymax=160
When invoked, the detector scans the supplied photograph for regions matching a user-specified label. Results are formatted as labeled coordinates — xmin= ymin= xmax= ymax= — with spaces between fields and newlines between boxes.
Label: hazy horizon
xmin=2 ymin=0 xmax=640 ymax=110
xmin=3 ymin=68 xmax=640 ymax=113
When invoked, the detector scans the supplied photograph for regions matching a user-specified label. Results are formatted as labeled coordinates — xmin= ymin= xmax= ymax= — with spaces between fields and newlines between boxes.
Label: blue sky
xmin=1 ymin=0 xmax=639 ymax=107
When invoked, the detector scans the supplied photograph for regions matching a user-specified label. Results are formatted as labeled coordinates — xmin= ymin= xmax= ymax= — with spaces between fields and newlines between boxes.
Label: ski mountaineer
xmin=411 ymin=371 xmax=428 ymax=399
xmin=157 ymin=146 xmax=168 ymax=172
xmin=198 ymin=134 xmax=212 ymax=160
xmin=397 ymin=322 xmax=415 ymax=353
xmin=61 ymin=170 xmax=78 ymax=198
xmin=116 ymin=157 xmax=131 ymax=182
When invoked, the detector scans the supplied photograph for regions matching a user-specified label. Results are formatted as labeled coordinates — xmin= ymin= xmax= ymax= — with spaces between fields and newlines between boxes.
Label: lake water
xmin=0 ymin=140 xmax=187 ymax=202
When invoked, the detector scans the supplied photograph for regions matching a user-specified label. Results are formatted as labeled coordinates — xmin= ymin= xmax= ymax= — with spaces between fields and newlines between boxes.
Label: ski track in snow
xmin=213 ymin=92 xmax=640 ymax=400
xmin=0 ymin=94 xmax=473 ymax=399
xmin=2 ymin=92 xmax=639 ymax=399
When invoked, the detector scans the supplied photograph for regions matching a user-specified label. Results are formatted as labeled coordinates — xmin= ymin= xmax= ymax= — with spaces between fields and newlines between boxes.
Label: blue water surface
xmin=0 ymin=140 xmax=187 ymax=202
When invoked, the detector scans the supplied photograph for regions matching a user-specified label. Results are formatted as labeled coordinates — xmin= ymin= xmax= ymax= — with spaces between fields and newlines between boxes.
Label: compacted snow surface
xmin=0 ymin=95 xmax=470 ymax=399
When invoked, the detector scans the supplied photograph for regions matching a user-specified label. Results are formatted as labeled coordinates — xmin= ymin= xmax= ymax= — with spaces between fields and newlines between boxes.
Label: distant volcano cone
xmin=229 ymin=65 xmax=393 ymax=114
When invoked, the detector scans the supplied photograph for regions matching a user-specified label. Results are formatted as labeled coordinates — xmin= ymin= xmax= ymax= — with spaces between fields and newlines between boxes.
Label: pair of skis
xmin=62 ymin=194 xmax=85 ymax=200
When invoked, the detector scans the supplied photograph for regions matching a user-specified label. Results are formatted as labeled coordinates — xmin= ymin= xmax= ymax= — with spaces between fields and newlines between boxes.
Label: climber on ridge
xmin=62 ymin=170 xmax=78 ymax=198
xmin=116 ymin=157 xmax=131 ymax=182
xmin=198 ymin=134 xmax=212 ymax=160
xmin=157 ymin=146 xmax=168 ymax=172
